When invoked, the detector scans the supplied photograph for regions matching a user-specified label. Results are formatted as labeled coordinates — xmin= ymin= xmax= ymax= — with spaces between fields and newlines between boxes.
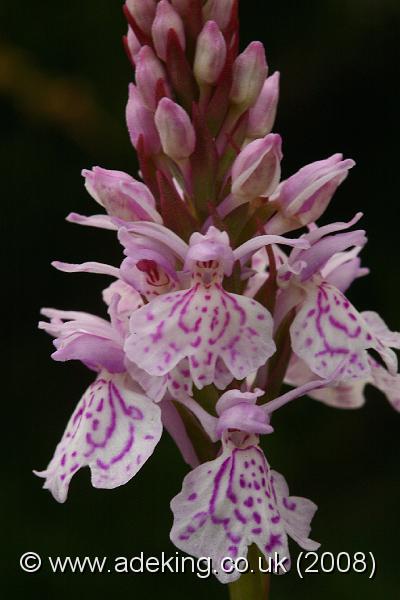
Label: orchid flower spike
xmin=36 ymin=3 xmax=399 ymax=591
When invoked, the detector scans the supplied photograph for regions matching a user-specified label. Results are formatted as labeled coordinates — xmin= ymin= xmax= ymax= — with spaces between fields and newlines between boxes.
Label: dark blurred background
xmin=3 ymin=0 xmax=400 ymax=598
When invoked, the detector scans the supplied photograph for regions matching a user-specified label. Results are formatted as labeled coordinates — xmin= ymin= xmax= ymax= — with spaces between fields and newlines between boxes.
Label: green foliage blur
xmin=3 ymin=1 xmax=400 ymax=598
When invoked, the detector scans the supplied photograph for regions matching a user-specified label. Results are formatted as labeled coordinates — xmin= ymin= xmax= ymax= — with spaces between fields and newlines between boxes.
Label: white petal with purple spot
xmin=291 ymin=281 xmax=398 ymax=380
xmin=35 ymin=373 xmax=162 ymax=502
xmin=170 ymin=436 xmax=318 ymax=583
xmin=126 ymin=283 xmax=275 ymax=388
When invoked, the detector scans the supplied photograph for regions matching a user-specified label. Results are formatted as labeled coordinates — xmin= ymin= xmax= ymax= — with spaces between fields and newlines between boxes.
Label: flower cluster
xmin=36 ymin=0 xmax=400 ymax=584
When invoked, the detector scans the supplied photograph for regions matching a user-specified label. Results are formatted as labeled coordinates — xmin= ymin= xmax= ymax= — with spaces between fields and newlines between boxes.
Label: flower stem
xmin=228 ymin=545 xmax=270 ymax=600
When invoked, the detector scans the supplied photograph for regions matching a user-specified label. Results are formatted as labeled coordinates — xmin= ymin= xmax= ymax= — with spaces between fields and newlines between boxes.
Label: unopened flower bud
xmin=266 ymin=154 xmax=355 ymax=234
xmin=135 ymin=46 xmax=171 ymax=109
xmin=126 ymin=83 xmax=161 ymax=155
xmin=152 ymin=0 xmax=186 ymax=61
xmin=202 ymin=0 xmax=235 ymax=31
xmin=155 ymin=97 xmax=196 ymax=160
xmin=125 ymin=27 xmax=142 ymax=64
xmin=194 ymin=21 xmax=227 ymax=86
xmin=230 ymin=42 xmax=268 ymax=109
xmin=247 ymin=72 xmax=280 ymax=139
xmin=324 ymin=256 xmax=367 ymax=293
xmin=231 ymin=133 xmax=282 ymax=200
xmin=125 ymin=0 xmax=157 ymax=36
xmin=82 ymin=166 xmax=161 ymax=223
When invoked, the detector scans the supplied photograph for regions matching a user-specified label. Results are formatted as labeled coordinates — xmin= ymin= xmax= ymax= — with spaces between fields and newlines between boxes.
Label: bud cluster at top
xmin=123 ymin=0 xmax=286 ymax=233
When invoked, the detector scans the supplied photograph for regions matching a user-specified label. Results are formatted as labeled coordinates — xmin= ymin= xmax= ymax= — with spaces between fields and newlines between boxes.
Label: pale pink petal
xmin=270 ymin=471 xmax=319 ymax=551
xmin=102 ymin=280 xmax=143 ymax=315
xmin=369 ymin=359 xmax=400 ymax=412
xmin=105 ymin=294 xmax=136 ymax=340
xmin=284 ymin=213 xmax=364 ymax=276
xmin=126 ymin=358 xmax=193 ymax=402
xmin=296 ymin=229 xmax=367 ymax=283
xmin=120 ymin=257 xmax=178 ymax=299
xmin=285 ymin=355 xmax=366 ymax=409
xmin=52 ymin=334 xmax=125 ymax=373
xmin=321 ymin=246 xmax=369 ymax=293
xmin=217 ymin=403 xmax=272 ymax=437
xmin=125 ymin=285 xmax=275 ymax=387
xmin=52 ymin=261 xmax=120 ymax=278
xmin=39 ymin=308 xmax=104 ymax=335
xmin=310 ymin=381 xmax=367 ymax=408
xmin=170 ymin=437 xmax=318 ymax=583
xmin=39 ymin=309 xmax=119 ymax=340
xmin=34 ymin=374 xmax=162 ymax=502
xmin=124 ymin=221 xmax=189 ymax=261
xmin=126 ymin=359 xmax=168 ymax=402
xmin=66 ymin=212 xmax=119 ymax=230
xmin=234 ymin=234 xmax=309 ymax=264
xmin=216 ymin=389 xmax=264 ymax=414
xmin=293 ymin=212 xmax=363 ymax=251
xmin=166 ymin=359 xmax=195 ymax=399
xmin=170 ymin=441 xmax=288 ymax=583
xmin=118 ymin=227 xmax=179 ymax=282
xmin=324 ymin=256 xmax=368 ymax=293
xmin=364 ymin=311 xmax=399 ymax=374
xmin=214 ymin=358 xmax=234 ymax=390
xmin=215 ymin=389 xmax=271 ymax=437
xmin=286 ymin=355 xmax=400 ymax=411
xmin=39 ymin=309 xmax=125 ymax=373
xmin=186 ymin=227 xmax=234 ymax=276
xmin=290 ymin=281 xmax=397 ymax=380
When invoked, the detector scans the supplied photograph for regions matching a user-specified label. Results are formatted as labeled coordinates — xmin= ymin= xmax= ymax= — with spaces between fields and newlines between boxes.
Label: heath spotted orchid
xmin=36 ymin=2 xmax=399 ymax=598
